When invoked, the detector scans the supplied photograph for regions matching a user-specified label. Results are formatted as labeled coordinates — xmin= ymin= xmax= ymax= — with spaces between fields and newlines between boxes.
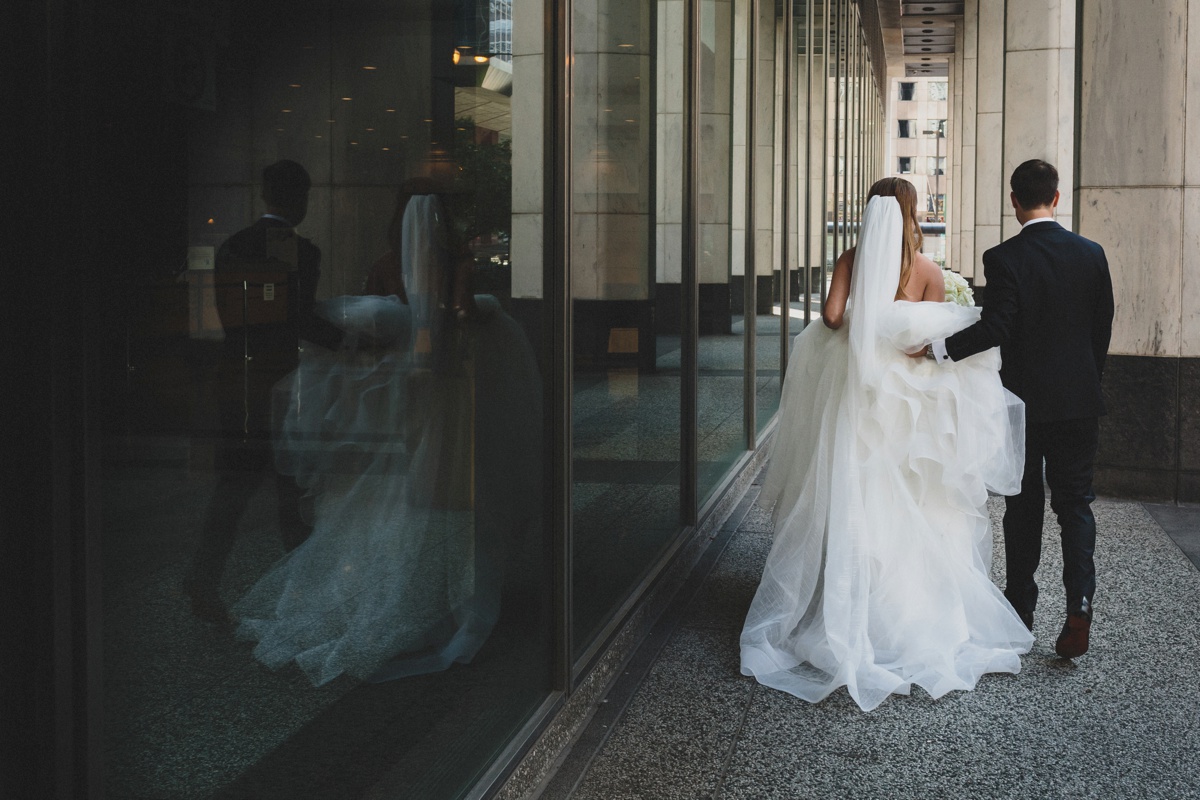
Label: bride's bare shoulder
xmin=912 ymin=252 xmax=944 ymax=301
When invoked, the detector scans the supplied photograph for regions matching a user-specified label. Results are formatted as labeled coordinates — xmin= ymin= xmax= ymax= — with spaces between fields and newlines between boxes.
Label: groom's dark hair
xmin=1010 ymin=160 xmax=1058 ymax=209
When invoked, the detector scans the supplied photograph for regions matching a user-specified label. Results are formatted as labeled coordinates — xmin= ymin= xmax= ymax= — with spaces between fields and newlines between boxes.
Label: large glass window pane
xmin=696 ymin=0 xmax=745 ymax=504
xmin=100 ymin=1 xmax=553 ymax=796
xmin=570 ymin=0 xmax=681 ymax=658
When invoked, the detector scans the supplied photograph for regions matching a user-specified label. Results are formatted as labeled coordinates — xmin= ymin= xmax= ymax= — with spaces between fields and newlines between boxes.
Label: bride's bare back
xmin=822 ymin=246 xmax=944 ymax=329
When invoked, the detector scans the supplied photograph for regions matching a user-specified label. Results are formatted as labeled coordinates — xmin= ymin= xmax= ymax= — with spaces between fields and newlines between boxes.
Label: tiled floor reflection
xmin=571 ymin=314 xmax=786 ymax=652
xmin=103 ymin=461 xmax=549 ymax=800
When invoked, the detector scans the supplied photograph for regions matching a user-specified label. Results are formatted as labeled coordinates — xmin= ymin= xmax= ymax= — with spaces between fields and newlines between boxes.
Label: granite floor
xmin=539 ymin=479 xmax=1200 ymax=800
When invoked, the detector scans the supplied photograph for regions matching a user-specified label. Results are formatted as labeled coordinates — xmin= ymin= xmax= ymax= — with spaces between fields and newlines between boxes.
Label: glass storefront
xmin=12 ymin=0 xmax=882 ymax=795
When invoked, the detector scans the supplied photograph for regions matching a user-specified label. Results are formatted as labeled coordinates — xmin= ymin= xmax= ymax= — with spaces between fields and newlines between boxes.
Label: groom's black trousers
xmin=1002 ymin=417 xmax=1100 ymax=615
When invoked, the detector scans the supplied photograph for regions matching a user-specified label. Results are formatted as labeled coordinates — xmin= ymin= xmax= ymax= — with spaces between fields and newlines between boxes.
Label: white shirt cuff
xmin=931 ymin=339 xmax=952 ymax=364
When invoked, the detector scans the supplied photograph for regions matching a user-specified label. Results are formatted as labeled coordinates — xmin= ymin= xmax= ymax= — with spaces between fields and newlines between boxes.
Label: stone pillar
xmin=1001 ymin=0 xmax=1075 ymax=240
xmin=959 ymin=0 xmax=978 ymax=280
xmin=949 ymin=18 xmax=964 ymax=273
xmin=972 ymin=0 xmax=1004 ymax=280
xmin=510 ymin=0 xmax=545 ymax=301
xmin=1078 ymin=0 xmax=1198 ymax=501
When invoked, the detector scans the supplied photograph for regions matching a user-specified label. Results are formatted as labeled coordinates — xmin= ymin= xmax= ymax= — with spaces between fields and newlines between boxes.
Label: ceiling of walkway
xmin=877 ymin=0 xmax=963 ymax=77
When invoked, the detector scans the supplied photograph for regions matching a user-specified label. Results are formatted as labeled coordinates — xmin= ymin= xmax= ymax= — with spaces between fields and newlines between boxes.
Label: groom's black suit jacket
xmin=945 ymin=221 xmax=1114 ymax=424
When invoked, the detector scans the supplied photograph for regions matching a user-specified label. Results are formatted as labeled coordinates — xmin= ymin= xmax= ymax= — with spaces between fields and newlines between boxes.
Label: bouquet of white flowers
xmin=942 ymin=268 xmax=974 ymax=307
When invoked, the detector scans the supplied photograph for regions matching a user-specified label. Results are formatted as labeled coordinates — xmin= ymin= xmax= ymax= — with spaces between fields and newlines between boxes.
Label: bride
xmin=740 ymin=178 xmax=1034 ymax=711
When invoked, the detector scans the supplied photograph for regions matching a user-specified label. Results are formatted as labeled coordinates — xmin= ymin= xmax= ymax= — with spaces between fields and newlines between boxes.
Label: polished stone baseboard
xmin=1096 ymin=354 xmax=1200 ymax=503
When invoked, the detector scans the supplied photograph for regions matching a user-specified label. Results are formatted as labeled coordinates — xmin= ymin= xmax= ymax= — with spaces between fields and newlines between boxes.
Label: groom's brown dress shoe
xmin=1055 ymin=598 xmax=1092 ymax=659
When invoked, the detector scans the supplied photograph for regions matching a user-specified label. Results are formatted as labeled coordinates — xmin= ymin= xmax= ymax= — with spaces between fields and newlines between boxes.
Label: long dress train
xmin=740 ymin=196 xmax=1034 ymax=711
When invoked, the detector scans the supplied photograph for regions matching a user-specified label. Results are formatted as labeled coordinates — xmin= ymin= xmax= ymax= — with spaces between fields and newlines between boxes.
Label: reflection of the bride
xmin=234 ymin=190 xmax=541 ymax=686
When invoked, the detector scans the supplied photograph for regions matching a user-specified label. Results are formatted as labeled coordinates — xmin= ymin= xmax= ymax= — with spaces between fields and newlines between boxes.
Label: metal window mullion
xmin=548 ymin=0 xmax=573 ymax=692
xmin=779 ymin=0 xmax=794 ymax=382
xmin=682 ymin=0 xmax=700 ymax=524
xmin=744 ymin=0 xmax=759 ymax=450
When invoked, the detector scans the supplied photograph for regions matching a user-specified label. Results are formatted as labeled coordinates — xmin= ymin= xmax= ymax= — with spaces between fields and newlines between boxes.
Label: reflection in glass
xmin=570 ymin=0 xmax=682 ymax=658
xmin=101 ymin=1 xmax=550 ymax=797
xmin=696 ymin=0 xmax=744 ymax=505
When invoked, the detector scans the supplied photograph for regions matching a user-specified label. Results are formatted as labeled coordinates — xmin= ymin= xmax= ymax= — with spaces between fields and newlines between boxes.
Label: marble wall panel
xmin=511 ymin=54 xmax=545 ymax=217
xmin=513 ymin=0 xmax=544 ymax=56
xmin=1183 ymin=188 xmax=1200 ymax=356
xmin=975 ymin=112 xmax=1004 ymax=228
xmin=1079 ymin=0 xmax=1187 ymax=188
xmin=1188 ymin=0 xmax=1200 ymax=186
xmin=657 ymin=220 xmax=683 ymax=283
xmin=1078 ymin=187 xmax=1182 ymax=357
xmin=730 ymin=227 xmax=746 ymax=277
xmin=699 ymin=222 xmax=731 ymax=283
xmin=959 ymin=229 xmax=976 ymax=281
xmin=731 ymin=143 xmax=747 ymax=230
xmin=964 ymin=0 xmax=978 ymax=60
xmin=700 ymin=113 xmax=733 ymax=224
xmin=701 ymin=0 xmax=733 ymax=114
xmin=962 ymin=57 xmax=977 ymax=144
xmin=1006 ymin=0 xmax=1064 ymax=52
xmin=973 ymin=224 xmax=1000 ymax=285
xmin=754 ymin=228 xmax=773 ymax=277
xmin=1055 ymin=47 xmax=1075 ymax=221
xmin=657 ymin=111 xmax=685 ymax=223
xmin=753 ymin=142 xmax=774 ymax=245
xmin=596 ymin=213 xmax=651 ymax=298
xmin=510 ymin=213 xmax=544 ymax=299
xmin=1003 ymin=48 xmax=1068 ymax=205
xmin=961 ymin=147 xmax=976 ymax=237
xmin=975 ymin=0 xmax=1004 ymax=115
xmin=574 ymin=212 xmax=601 ymax=297
xmin=1000 ymin=214 xmax=1021 ymax=242
xmin=658 ymin=0 xmax=685 ymax=114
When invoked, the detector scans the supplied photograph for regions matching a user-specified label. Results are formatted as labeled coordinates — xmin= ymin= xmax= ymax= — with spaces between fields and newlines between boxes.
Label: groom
xmin=927 ymin=159 xmax=1114 ymax=659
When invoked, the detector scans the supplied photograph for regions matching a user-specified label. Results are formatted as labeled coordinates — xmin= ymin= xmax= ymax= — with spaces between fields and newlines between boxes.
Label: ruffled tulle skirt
xmin=740 ymin=301 xmax=1034 ymax=711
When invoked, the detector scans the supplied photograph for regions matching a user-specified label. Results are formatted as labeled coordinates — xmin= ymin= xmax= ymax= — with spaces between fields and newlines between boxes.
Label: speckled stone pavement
xmin=539 ymin=484 xmax=1200 ymax=800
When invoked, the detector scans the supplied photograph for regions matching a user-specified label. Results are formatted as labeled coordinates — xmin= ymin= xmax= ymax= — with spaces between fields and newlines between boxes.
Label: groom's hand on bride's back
xmin=906 ymin=345 xmax=930 ymax=359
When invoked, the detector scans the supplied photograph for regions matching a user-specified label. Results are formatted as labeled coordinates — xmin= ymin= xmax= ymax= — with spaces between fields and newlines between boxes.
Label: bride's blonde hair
xmin=866 ymin=177 xmax=924 ymax=299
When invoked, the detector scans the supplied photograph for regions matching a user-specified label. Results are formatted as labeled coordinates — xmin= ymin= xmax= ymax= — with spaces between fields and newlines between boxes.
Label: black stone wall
xmin=1095 ymin=355 xmax=1200 ymax=503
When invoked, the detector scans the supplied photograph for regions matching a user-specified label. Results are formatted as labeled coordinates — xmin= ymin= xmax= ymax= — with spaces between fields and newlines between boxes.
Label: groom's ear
xmin=1051 ymin=190 xmax=1060 ymax=209
xmin=1010 ymin=192 xmax=1021 ymax=212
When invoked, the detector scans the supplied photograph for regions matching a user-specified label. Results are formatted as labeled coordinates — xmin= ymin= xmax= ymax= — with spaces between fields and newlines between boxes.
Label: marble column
xmin=1077 ymin=0 xmax=1198 ymax=501
xmin=656 ymin=0 xmax=685 ymax=292
xmin=510 ymin=0 xmax=545 ymax=301
xmin=959 ymin=0 xmax=978 ymax=280
xmin=1001 ymin=0 xmax=1075 ymax=240
xmin=949 ymin=18 xmax=964 ymax=273
xmin=972 ymin=0 xmax=1004 ymax=280
xmin=753 ymin=0 xmax=776 ymax=308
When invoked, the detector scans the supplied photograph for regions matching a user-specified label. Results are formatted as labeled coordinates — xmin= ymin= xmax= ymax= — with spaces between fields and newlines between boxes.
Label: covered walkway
xmin=540 ymin=478 xmax=1200 ymax=799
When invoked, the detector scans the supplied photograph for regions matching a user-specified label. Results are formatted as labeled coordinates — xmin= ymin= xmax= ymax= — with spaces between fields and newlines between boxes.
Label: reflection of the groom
xmin=185 ymin=159 xmax=343 ymax=625
xmin=233 ymin=179 xmax=542 ymax=685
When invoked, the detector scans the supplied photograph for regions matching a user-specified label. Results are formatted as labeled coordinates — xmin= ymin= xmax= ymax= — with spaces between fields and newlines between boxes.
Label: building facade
xmin=3 ymin=0 xmax=882 ymax=797
xmin=3 ymin=1 xmax=1195 ymax=798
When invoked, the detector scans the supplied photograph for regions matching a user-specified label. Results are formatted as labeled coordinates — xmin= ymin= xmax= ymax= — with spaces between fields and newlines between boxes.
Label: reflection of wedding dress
xmin=234 ymin=293 xmax=541 ymax=686
xmin=740 ymin=197 xmax=1033 ymax=712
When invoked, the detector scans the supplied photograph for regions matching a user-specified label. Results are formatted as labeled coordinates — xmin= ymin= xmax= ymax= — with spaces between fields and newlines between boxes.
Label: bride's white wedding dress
xmin=740 ymin=196 xmax=1034 ymax=711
